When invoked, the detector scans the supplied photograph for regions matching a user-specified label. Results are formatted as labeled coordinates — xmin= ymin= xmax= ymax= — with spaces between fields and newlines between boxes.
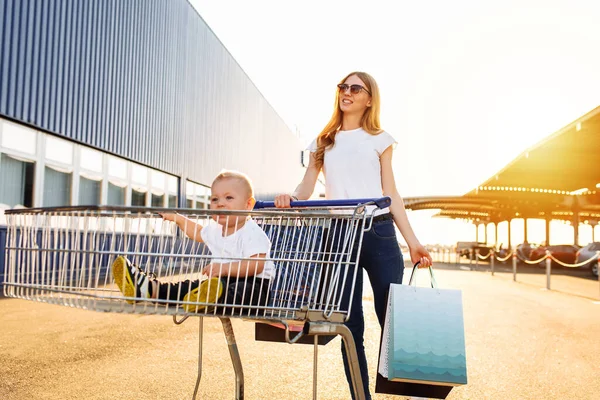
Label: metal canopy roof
xmin=404 ymin=105 xmax=600 ymax=225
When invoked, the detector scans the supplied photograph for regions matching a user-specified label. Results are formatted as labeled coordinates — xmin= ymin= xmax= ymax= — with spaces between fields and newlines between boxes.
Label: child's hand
xmin=159 ymin=212 xmax=177 ymax=222
xmin=203 ymin=263 xmax=226 ymax=277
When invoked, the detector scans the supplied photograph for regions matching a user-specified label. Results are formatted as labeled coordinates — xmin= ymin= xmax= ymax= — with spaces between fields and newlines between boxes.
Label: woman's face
xmin=338 ymin=74 xmax=371 ymax=115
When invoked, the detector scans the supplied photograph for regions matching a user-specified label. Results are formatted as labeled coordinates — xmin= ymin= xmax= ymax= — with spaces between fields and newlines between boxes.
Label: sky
xmin=189 ymin=0 xmax=600 ymax=246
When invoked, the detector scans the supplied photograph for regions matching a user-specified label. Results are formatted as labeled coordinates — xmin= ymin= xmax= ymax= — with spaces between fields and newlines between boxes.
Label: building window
xmin=150 ymin=170 xmax=166 ymax=207
xmin=1 ymin=121 xmax=37 ymax=155
xmin=108 ymin=156 xmax=127 ymax=180
xmin=186 ymin=181 xmax=195 ymax=208
xmin=131 ymin=189 xmax=147 ymax=206
xmin=131 ymin=164 xmax=148 ymax=186
xmin=46 ymin=136 xmax=74 ymax=164
xmin=0 ymin=153 xmax=34 ymax=207
xmin=195 ymin=195 xmax=205 ymax=209
xmin=43 ymin=166 xmax=72 ymax=207
xmin=80 ymin=147 xmax=103 ymax=173
xmin=79 ymin=176 xmax=101 ymax=205
xmin=167 ymin=176 xmax=178 ymax=208
xmin=151 ymin=193 xmax=165 ymax=207
xmin=196 ymin=185 xmax=210 ymax=209
xmin=107 ymin=182 xmax=126 ymax=206
xmin=1 ymin=120 xmax=185 ymax=210
xmin=186 ymin=180 xmax=210 ymax=209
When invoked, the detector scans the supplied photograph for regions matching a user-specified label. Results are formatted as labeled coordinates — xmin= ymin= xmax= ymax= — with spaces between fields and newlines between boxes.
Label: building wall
xmin=0 ymin=0 xmax=304 ymax=196
xmin=0 ymin=0 xmax=306 ymax=286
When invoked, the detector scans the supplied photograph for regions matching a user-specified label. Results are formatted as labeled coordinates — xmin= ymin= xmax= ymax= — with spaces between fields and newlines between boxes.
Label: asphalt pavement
xmin=1 ymin=264 xmax=599 ymax=399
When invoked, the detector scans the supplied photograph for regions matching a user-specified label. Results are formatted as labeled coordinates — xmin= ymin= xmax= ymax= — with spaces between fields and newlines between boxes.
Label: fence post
xmin=469 ymin=249 xmax=473 ymax=266
xmin=545 ymin=250 xmax=552 ymax=290
xmin=475 ymin=249 xmax=479 ymax=268
xmin=491 ymin=250 xmax=495 ymax=276
xmin=512 ymin=251 xmax=517 ymax=282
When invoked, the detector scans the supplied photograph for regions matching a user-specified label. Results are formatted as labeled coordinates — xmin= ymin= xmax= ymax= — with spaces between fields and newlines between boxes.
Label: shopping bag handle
xmin=408 ymin=262 xmax=438 ymax=288
xmin=253 ymin=197 xmax=391 ymax=210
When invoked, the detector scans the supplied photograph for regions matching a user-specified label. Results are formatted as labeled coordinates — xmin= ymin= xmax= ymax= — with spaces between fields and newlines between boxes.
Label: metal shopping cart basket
xmin=3 ymin=197 xmax=391 ymax=400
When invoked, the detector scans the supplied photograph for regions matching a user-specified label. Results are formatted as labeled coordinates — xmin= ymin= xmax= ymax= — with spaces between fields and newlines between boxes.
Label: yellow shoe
xmin=183 ymin=277 xmax=223 ymax=312
xmin=112 ymin=256 xmax=153 ymax=304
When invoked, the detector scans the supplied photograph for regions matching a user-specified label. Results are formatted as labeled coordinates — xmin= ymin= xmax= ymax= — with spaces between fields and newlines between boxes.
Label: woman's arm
xmin=203 ymin=254 xmax=266 ymax=277
xmin=161 ymin=213 xmax=204 ymax=243
xmin=380 ymin=147 xmax=432 ymax=267
xmin=274 ymin=152 xmax=320 ymax=207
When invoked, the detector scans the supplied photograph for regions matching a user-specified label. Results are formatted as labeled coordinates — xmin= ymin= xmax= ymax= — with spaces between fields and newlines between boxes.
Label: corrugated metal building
xmin=0 ymin=0 xmax=306 ymax=283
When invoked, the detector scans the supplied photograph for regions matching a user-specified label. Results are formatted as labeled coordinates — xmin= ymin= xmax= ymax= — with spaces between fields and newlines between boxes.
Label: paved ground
xmin=492 ymin=264 xmax=600 ymax=300
xmin=1 ymin=264 xmax=599 ymax=399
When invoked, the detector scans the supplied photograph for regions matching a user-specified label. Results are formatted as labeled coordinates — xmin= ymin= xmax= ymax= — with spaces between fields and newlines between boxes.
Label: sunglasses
xmin=337 ymin=83 xmax=371 ymax=95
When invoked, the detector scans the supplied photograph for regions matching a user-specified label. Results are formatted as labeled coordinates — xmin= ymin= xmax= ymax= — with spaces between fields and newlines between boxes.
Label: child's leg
xmin=112 ymin=256 xmax=204 ymax=307
xmin=156 ymin=279 xmax=202 ymax=302
xmin=220 ymin=278 xmax=270 ymax=316
xmin=181 ymin=277 xmax=224 ymax=312
xmin=112 ymin=256 xmax=155 ymax=304
xmin=182 ymin=277 xmax=270 ymax=315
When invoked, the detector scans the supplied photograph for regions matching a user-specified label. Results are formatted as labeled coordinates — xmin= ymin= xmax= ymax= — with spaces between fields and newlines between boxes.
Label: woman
xmin=274 ymin=71 xmax=432 ymax=399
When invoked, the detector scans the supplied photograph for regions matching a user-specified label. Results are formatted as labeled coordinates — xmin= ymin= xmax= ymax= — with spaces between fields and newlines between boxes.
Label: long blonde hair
xmin=314 ymin=71 xmax=382 ymax=170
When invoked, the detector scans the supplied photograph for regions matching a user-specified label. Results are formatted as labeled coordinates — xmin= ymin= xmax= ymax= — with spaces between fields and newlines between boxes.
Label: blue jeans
xmin=339 ymin=217 xmax=405 ymax=400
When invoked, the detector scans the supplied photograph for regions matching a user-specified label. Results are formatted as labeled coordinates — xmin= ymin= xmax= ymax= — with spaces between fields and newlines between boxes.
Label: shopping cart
xmin=3 ymin=197 xmax=391 ymax=400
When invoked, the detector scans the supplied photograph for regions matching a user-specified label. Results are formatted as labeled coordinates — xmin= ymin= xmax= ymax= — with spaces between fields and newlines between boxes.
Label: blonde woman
xmin=275 ymin=72 xmax=432 ymax=399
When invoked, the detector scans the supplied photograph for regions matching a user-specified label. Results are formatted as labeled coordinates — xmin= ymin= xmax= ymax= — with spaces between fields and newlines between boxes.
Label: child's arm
xmin=160 ymin=213 xmax=204 ymax=243
xmin=202 ymin=253 xmax=266 ymax=278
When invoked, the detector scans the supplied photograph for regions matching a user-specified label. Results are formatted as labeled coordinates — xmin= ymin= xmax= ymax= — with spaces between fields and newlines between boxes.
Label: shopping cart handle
xmin=254 ymin=196 xmax=391 ymax=209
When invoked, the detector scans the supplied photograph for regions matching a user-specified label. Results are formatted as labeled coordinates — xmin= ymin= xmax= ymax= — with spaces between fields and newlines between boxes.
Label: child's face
xmin=210 ymin=178 xmax=254 ymax=225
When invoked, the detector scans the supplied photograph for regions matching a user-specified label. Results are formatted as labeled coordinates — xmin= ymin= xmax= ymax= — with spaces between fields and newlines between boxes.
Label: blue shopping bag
xmin=376 ymin=265 xmax=467 ymax=398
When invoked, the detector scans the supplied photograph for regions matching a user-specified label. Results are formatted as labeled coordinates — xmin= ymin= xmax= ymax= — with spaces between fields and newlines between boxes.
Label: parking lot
xmin=450 ymin=258 xmax=600 ymax=300
xmin=1 ymin=263 xmax=599 ymax=399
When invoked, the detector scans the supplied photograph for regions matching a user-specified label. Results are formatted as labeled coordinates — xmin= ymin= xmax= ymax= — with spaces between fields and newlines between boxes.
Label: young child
xmin=112 ymin=170 xmax=274 ymax=314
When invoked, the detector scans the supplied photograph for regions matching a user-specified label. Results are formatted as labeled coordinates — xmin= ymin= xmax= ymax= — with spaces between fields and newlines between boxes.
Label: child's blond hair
xmin=212 ymin=170 xmax=254 ymax=198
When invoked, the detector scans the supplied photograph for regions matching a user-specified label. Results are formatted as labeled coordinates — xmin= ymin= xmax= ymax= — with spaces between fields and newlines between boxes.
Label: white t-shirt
xmin=200 ymin=219 xmax=275 ymax=280
xmin=308 ymin=128 xmax=396 ymax=212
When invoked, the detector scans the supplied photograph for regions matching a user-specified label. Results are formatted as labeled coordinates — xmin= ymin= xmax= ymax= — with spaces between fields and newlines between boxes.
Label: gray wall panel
xmin=0 ymin=0 xmax=303 ymax=195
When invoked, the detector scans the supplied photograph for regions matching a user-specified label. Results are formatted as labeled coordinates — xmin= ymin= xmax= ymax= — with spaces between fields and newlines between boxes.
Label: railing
xmin=426 ymin=246 xmax=600 ymax=299
xmin=494 ymin=249 xmax=600 ymax=298
xmin=508 ymin=250 xmax=600 ymax=292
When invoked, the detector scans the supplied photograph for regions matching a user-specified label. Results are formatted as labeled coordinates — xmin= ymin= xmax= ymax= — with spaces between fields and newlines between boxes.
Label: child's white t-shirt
xmin=308 ymin=128 xmax=396 ymax=210
xmin=200 ymin=219 xmax=274 ymax=280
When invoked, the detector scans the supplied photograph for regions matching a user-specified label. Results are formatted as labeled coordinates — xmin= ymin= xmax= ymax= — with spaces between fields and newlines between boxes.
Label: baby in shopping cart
xmin=111 ymin=170 xmax=274 ymax=314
